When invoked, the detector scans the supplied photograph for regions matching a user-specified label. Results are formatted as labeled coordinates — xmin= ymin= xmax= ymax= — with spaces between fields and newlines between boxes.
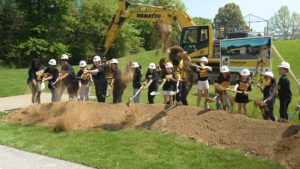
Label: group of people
xmin=212 ymin=60 xmax=293 ymax=121
xmin=27 ymin=51 xmax=295 ymax=121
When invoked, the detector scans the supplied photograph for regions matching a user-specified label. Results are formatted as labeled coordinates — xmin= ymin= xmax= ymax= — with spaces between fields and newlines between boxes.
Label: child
xmin=43 ymin=59 xmax=59 ymax=102
xmin=27 ymin=58 xmax=43 ymax=105
xmin=131 ymin=61 xmax=142 ymax=103
xmin=234 ymin=69 xmax=252 ymax=114
xmin=162 ymin=62 xmax=176 ymax=106
xmin=270 ymin=61 xmax=292 ymax=120
xmin=77 ymin=60 xmax=91 ymax=101
xmin=258 ymin=71 xmax=276 ymax=121
xmin=144 ymin=63 xmax=159 ymax=104
xmin=215 ymin=66 xmax=231 ymax=111
xmin=196 ymin=57 xmax=212 ymax=109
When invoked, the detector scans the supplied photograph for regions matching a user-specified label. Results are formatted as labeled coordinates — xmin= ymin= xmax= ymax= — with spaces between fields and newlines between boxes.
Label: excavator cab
xmin=180 ymin=25 xmax=213 ymax=62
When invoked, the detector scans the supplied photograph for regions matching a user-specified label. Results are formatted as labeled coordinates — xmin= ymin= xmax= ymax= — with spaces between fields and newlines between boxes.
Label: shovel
xmin=127 ymin=86 xmax=144 ymax=104
xmin=150 ymin=79 xmax=166 ymax=96
xmin=51 ymin=79 xmax=60 ymax=88
xmin=288 ymin=105 xmax=300 ymax=121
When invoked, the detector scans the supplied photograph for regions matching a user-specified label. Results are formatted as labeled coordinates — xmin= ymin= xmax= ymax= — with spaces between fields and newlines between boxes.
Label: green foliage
xmin=0 ymin=0 xmax=24 ymax=66
xmin=269 ymin=6 xmax=300 ymax=39
xmin=0 ymin=122 xmax=284 ymax=169
xmin=213 ymin=3 xmax=248 ymax=38
xmin=0 ymin=0 xmax=145 ymax=66
xmin=193 ymin=17 xmax=211 ymax=25
xmin=291 ymin=12 xmax=300 ymax=39
xmin=269 ymin=6 xmax=291 ymax=40
xmin=18 ymin=37 xmax=68 ymax=61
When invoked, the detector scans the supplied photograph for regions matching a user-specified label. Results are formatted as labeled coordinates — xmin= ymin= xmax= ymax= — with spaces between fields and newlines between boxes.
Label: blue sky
xmin=184 ymin=0 xmax=300 ymax=32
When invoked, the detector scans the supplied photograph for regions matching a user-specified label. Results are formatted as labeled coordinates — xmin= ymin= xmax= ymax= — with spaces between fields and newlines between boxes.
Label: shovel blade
xmin=150 ymin=91 xmax=159 ymax=96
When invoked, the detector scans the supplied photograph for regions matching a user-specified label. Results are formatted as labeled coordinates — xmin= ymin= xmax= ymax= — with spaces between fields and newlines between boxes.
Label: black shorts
xmin=235 ymin=93 xmax=249 ymax=103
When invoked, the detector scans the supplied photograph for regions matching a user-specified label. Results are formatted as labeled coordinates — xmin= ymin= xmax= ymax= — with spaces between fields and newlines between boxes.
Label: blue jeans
xmin=216 ymin=93 xmax=231 ymax=111
xmin=133 ymin=88 xmax=141 ymax=103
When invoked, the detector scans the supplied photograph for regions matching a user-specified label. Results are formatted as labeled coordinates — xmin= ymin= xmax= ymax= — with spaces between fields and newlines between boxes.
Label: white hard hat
xmin=110 ymin=58 xmax=118 ymax=64
xmin=165 ymin=62 xmax=173 ymax=68
xmin=93 ymin=55 xmax=101 ymax=62
xmin=200 ymin=57 xmax=208 ymax=63
xmin=79 ymin=60 xmax=87 ymax=68
xmin=48 ymin=59 xmax=56 ymax=66
xmin=148 ymin=63 xmax=156 ymax=69
xmin=262 ymin=71 xmax=274 ymax=78
xmin=60 ymin=54 xmax=69 ymax=60
xmin=278 ymin=61 xmax=290 ymax=70
xmin=131 ymin=62 xmax=139 ymax=68
xmin=220 ymin=66 xmax=229 ymax=73
xmin=241 ymin=69 xmax=251 ymax=76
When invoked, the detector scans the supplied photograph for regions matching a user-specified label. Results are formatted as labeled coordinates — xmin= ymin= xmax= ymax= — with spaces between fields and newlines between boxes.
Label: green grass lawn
xmin=0 ymin=113 xmax=284 ymax=169
xmin=0 ymin=68 xmax=29 ymax=97
xmin=274 ymin=39 xmax=300 ymax=77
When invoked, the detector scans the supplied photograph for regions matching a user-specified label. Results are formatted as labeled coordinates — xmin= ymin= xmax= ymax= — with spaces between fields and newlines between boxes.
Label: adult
xmin=27 ymin=58 xmax=43 ymax=105
xmin=110 ymin=58 xmax=126 ymax=103
xmin=57 ymin=54 xmax=78 ymax=101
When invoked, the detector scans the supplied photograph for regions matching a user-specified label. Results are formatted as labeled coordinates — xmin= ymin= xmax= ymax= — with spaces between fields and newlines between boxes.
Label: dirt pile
xmin=3 ymin=101 xmax=300 ymax=169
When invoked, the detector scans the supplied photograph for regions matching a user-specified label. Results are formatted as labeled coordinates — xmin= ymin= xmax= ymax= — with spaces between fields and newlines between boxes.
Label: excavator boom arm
xmin=98 ymin=1 xmax=196 ymax=56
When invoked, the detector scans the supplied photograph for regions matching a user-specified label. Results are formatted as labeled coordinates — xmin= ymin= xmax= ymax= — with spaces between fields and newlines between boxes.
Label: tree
xmin=269 ymin=6 xmax=292 ymax=40
xmin=0 ymin=0 xmax=24 ymax=67
xmin=291 ymin=12 xmax=300 ymax=39
xmin=193 ymin=17 xmax=211 ymax=25
xmin=65 ymin=0 xmax=143 ymax=60
xmin=213 ymin=3 xmax=248 ymax=38
xmin=14 ymin=0 xmax=71 ymax=66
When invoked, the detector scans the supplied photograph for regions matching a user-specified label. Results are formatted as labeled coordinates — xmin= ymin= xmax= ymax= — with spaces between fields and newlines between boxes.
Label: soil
xmin=3 ymin=101 xmax=300 ymax=169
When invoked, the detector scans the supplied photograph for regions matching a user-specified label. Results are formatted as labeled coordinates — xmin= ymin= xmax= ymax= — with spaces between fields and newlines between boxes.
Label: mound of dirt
xmin=3 ymin=101 xmax=300 ymax=169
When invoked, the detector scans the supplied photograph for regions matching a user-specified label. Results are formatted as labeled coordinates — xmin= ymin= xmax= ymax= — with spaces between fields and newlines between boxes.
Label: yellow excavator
xmin=98 ymin=0 xmax=218 ymax=67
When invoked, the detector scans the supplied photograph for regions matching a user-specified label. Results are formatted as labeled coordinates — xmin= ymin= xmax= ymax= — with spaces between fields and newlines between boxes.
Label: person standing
xmin=27 ymin=58 xmax=43 ymax=105
xmin=258 ymin=71 xmax=276 ymax=121
xmin=131 ymin=61 xmax=142 ymax=103
xmin=85 ymin=56 xmax=108 ymax=102
xmin=110 ymin=58 xmax=126 ymax=103
xmin=77 ymin=60 xmax=91 ymax=101
xmin=234 ymin=69 xmax=252 ymax=114
xmin=177 ymin=55 xmax=193 ymax=106
xmin=43 ymin=59 xmax=59 ymax=102
xmin=144 ymin=63 xmax=159 ymax=104
xmin=270 ymin=61 xmax=292 ymax=120
xmin=57 ymin=54 xmax=78 ymax=101
xmin=196 ymin=57 xmax=212 ymax=109
xmin=215 ymin=66 xmax=231 ymax=111
xmin=162 ymin=62 xmax=176 ymax=106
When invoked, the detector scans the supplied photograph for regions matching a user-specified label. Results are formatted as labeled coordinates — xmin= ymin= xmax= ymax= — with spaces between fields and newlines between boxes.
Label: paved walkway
xmin=0 ymin=145 xmax=94 ymax=169
xmin=0 ymin=93 xmax=70 ymax=112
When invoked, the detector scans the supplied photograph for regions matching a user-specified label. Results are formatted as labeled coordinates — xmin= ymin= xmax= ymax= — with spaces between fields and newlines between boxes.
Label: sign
xmin=220 ymin=36 xmax=272 ymax=73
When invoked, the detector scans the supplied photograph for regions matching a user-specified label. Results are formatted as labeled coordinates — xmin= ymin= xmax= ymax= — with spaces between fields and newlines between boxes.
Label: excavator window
xmin=181 ymin=26 xmax=210 ymax=54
